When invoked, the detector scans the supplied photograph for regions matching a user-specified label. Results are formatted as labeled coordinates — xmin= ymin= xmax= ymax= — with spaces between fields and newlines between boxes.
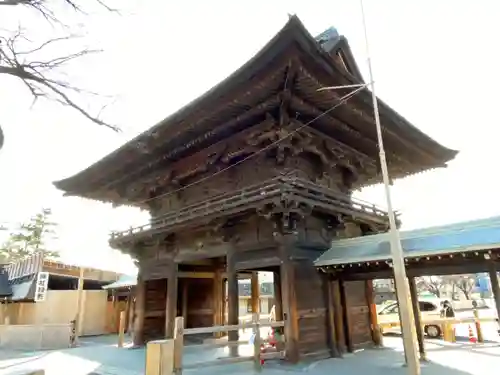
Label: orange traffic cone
xmin=468 ymin=325 xmax=477 ymax=344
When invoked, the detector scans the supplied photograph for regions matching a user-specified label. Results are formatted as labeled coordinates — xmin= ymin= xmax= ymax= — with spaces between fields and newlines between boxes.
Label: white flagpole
xmin=359 ymin=1 xmax=420 ymax=374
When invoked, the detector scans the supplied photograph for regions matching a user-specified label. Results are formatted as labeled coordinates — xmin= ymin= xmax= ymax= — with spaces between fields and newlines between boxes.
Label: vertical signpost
xmin=34 ymin=272 xmax=49 ymax=302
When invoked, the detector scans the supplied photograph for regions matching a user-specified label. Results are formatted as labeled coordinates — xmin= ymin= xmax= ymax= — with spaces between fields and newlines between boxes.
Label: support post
xmin=473 ymin=308 xmax=484 ymax=343
xmin=488 ymin=265 xmax=500 ymax=331
xmin=252 ymin=312 xmax=262 ymax=372
xmin=145 ymin=339 xmax=174 ymax=375
xmin=74 ymin=267 xmax=85 ymax=343
xmin=181 ymin=280 xmax=188 ymax=323
xmin=125 ymin=288 xmax=133 ymax=334
xmin=133 ymin=272 xmax=146 ymax=347
xmin=273 ymin=271 xmax=283 ymax=322
xmin=227 ymin=246 xmax=239 ymax=357
xmin=325 ymin=275 xmax=340 ymax=357
xmin=276 ymin=230 xmax=299 ymax=363
xmin=331 ymin=280 xmax=345 ymax=356
xmin=339 ymin=279 xmax=353 ymax=353
xmin=213 ymin=269 xmax=223 ymax=338
xmin=118 ymin=311 xmax=126 ymax=348
xmin=173 ymin=317 xmax=184 ymax=375
xmin=165 ymin=261 xmax=178 ymax=339
xmin=366 ymin=280 xmax=383 ymax=348
xmin=251 ymin=272 xmax=260 ymax=314
xmin=409 ymin=277 xmax=426 ymax=361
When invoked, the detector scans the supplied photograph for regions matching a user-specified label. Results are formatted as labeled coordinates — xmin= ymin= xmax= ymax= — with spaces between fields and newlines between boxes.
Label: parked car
xmin=377 ymin=300 xmax=450 ymax=338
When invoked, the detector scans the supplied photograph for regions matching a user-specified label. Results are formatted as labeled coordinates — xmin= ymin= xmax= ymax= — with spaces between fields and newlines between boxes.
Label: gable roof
xmin=315 ymin=215 xmax=500 ymax=267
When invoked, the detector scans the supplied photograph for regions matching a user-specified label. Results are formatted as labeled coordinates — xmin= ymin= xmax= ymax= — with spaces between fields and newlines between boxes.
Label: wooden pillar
xmin=273 ymin=271 xmax=283 ymax=321
xmin=409 ymin=277 xmax=426 ymax=361
xmin=331 ymin=280 xmax=345 ymax=355
xmin=339 ymin=279 xmax=353 ymax=352
xmin=227 ymin=246 xmax=239 ymax=356
xmin=165 ymin=261 xmax=178 ymax=339
xmin=366 ymin=280 xmax=383 ymax=347
xmin=125 ymin=288 xmax=133 ymax=334
xmin=222 ymin=278 xmax=227 ymax=326
xmin=325 ymin=275 xmax=340 ymax=357
xmin=250 ymin=272 xmax=260 ymax=314
xmin=75 ymin=267 xmax=85 ymax=340
xmin=182 ymin=280 xmax=188 ymax=322
xmin=277 ymin=232 xmax=299 ymax=363
xmin=488 ymin=264 xmax=500 ymax=324
xmin=133 ymin=273 xmax=146 ymax=347
xmin=213 ymin=269 xmax=223 ymax=338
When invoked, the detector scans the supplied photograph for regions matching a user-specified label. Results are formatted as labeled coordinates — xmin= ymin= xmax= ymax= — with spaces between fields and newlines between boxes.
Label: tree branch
xmin=1 ymin=26 xmax=118 ymax=131
xmin=0 ymin=0 xmax=120 ymax=132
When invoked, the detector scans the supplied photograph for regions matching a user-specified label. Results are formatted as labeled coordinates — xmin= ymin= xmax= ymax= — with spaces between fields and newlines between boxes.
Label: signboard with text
xmin=34 ymin=272 xmax=49 ymax=302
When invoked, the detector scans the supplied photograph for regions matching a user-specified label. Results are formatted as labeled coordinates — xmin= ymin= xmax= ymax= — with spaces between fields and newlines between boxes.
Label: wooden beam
xmin=409 ymin=277 xmax=426 ymax=360
xmin=178 ymin=271 xmax=215 ymax=279
xmin=165 ymin=262 xmax=178 ymax=339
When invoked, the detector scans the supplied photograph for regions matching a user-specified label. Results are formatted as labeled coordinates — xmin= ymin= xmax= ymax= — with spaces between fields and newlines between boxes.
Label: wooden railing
xmin=110 ymin=176 xmax=393 ymax=243
xmin=145 ymin=314 xmax=285 ymax=375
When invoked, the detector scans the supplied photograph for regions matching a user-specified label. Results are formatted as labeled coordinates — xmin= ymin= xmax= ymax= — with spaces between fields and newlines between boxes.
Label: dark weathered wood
xmin=227 ymin=245 xmax=239 ymax=357
xmin=409 ymin=277 xmax=426 ymax=359
xmin=331 ymin=280 xmax=345 ymax=355
xmin=273 ymin=271 xmax=283 ymax=321
xmin=325 ymin=276 xmax=340 ymax=357
xmin=339 ymin=279 xmax=353 ymax=352
xmin=133 ymin=274 xmax=146 ymax=346
xmin=365 ymin=280 xmax=379 ymax=346
xmin=488 ymin=265 xmax=500 ymax=325
xmin=165 ymin=261 xmax=178 ymax=338
xmin=277 ymin=233 xmax=299 ymax=363
xmin=251 ymin=272 xmax=260 ymax=314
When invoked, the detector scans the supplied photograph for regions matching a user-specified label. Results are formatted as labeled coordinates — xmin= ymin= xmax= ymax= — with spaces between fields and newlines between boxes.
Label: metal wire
xmin=126 ymin=83 xmax=369 ymax=207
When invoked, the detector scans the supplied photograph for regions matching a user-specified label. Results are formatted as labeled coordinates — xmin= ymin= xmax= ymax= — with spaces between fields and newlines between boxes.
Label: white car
xmin=378 ymin=300 xmax=447 ymax=338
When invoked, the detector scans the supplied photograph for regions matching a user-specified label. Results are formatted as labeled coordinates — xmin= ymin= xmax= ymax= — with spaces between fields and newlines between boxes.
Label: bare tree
xmin=415 ymin=276 xmax=447 ymax=298
xmin=444 ymin=275 xmax=476 ymax=300
xmin=0 ymin=0 xmax=120 ymax=146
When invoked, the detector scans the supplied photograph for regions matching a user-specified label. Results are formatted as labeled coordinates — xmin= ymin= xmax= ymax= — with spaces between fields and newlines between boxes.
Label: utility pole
xmin=359 ymin=1 xmax=420 ymax=374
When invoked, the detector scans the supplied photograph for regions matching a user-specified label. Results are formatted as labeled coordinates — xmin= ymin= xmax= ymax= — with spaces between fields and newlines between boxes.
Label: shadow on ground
xmin=0 ymin=335 xmax=492 ymax=374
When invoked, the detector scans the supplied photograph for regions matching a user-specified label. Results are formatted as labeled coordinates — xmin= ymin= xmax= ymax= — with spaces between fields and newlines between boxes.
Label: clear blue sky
xmin=0 ymin=0 xmax=499 ymax=273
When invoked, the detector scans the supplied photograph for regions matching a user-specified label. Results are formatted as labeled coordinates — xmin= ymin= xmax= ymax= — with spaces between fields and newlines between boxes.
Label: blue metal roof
xmin=315 ymin=215 xmax=500 ymax=267
xmin=102 ymin=274 xmax=137 ymax=289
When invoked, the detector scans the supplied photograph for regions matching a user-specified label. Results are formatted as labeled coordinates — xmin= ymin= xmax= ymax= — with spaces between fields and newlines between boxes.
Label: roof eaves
xmin=53 ymin=16 xmax=308 ymax=194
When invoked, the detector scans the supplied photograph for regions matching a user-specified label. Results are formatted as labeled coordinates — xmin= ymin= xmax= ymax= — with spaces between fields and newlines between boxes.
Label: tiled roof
xmin=315 ymin=216 xmax=500 ymax=266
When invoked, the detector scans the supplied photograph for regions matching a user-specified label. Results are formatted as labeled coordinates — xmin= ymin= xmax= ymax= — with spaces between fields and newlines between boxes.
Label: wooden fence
xmin=145 ymin=314 xmax=285 ymax=375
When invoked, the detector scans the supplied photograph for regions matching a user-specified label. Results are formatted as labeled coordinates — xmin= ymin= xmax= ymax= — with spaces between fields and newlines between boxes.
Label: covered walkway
xmin=314 ymin=215 xmax=500 ymax=361
xmin=315 ymin=215 xmax=500 ymax=279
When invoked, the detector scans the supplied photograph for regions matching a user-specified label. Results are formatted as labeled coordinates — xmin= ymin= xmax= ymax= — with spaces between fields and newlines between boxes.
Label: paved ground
xmin=0 ymin=326 xmax=499 ymax=375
